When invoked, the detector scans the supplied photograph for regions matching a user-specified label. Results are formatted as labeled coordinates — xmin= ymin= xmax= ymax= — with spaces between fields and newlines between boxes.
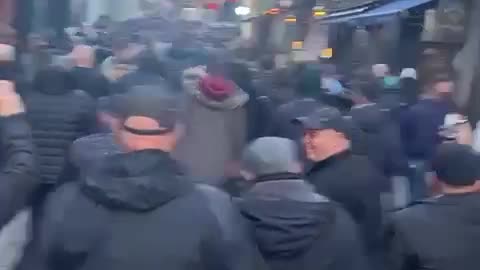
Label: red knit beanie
xmin=198 ymin=75 xmax=235 ymax=101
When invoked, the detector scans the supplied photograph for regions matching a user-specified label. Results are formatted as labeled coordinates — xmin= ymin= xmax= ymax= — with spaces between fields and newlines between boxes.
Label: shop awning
xmin=319 ymin=0 xmax=436 ymax=25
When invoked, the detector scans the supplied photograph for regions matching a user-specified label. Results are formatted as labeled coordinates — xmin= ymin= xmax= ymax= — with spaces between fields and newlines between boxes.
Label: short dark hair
xmin=260 ymin=55 xmax=275 ymax=70
xmin=432 ymin=143 xmax=480 ymax=187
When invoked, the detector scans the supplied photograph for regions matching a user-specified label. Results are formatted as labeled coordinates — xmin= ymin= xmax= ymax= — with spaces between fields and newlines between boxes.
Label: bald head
xmin=372 ymin=64 xmax=389 ymax=78
xmin=0 ymin=44 xmax=14 ymax=62
xmin=71 ymin=45 xmax=95 ymax=68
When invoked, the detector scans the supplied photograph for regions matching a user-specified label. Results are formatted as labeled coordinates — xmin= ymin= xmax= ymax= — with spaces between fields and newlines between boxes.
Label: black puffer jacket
xmin=307 ymin=151 xmax=384 ymax=253
xmin=0 ymin=114 xmax=37 ymax=227
xmin=24 ymin=67 xmax=95 ymax=184
xmin=26 ymin=150 xmax=261 ymax=270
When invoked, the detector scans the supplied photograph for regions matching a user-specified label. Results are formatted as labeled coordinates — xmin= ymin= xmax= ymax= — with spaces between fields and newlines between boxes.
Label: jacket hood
xmin=183 ymin=67 xmax=249 ymax=110
xmin=242 ymin=137 xmax=298 ymax=176
xmin=82 ymin=150 xmax=193 ymax=211
xmin=239 ymin=178 xmax=335 ymax=259
xmin=71 ymin=133 xmax=122 ymax=170
xmin=350 ymin=103 xmax=387 ymax=133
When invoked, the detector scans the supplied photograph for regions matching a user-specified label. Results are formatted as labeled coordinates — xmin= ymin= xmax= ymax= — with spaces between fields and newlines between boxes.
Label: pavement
xmin=0 ymin=209 xmax=30 ymax=270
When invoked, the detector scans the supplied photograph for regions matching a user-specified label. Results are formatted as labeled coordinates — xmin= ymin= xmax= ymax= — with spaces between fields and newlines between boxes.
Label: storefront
xmin=313 ymin=0 xmax=438 ymax=72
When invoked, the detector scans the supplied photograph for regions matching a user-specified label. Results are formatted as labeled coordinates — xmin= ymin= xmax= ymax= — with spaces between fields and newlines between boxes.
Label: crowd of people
xmin=0 ymin=17 xmax=478 ymax=270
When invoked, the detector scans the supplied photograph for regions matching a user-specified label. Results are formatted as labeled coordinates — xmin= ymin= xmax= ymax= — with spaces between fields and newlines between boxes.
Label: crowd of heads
xmin=0 ymin=12 xmax=479 ymax=270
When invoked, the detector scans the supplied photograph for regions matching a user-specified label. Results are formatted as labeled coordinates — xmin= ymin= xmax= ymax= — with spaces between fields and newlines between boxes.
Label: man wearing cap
xmin=27 ymin=86 xmax=261 ymax=270
xmin=386 ymin=143 xmax=480 ymax=270
xmin=296 ymin=107 xmax=385 ymax=262
xmin=238 ymin=137 xmax=369 ymax=270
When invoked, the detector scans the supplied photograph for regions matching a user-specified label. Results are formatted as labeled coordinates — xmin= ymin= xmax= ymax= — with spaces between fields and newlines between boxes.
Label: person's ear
xmin=473 ymin=181 xmax=480 ymax=192
xmin=430 ymin=173 xmax=443 ymax=196
xmin=174 ymin=123 xmax=185 ymax=138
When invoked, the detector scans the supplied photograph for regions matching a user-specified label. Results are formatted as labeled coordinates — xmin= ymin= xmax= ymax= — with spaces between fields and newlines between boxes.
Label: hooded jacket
xmin=28 ymin=150 xmax=261 ymax=270
xmin=0 ymin=114 xmax=37 ymax=270
xmin=386 ymin=193 xmax=480 ymax=270
xmin=24 ymin=67 xmax=95 ymax=184
xmin=350 ymin=103 xmax=409 ymax=179
xmin=239 ymin=175 xmax=369 ymax=270
xmin=174 ymin=67 xmax=249 ymax=185
xmin=69 ymin=133 xmax=121 ymax=178
xmin=238 ymin=137 xmax=368 ymax=270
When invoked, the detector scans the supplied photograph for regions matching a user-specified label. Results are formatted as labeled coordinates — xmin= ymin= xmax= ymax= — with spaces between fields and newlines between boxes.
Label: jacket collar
xmin=246 ymin=173 xmax=328 ymax=203
xmin=308 ymin=150 xmax=351 ymax=175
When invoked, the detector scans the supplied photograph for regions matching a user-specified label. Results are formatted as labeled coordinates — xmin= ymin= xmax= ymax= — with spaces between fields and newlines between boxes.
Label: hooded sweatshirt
xmin=32 ymin=150 xmax=260 ymax=270
xmin=174 ymin=67 xmax=249 ymax=185
xmin=70 ymin=133 xmax=121 ymax=178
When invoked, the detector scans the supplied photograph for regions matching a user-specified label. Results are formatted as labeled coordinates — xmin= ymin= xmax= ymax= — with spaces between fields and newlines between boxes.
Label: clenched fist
xmin=0 ymin=81 xmax=25 ymax=116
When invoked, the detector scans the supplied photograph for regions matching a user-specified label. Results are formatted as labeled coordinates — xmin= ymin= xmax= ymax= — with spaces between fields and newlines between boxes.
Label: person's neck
xmin=442 ymin=185 xmax=479 ymax=195
xmin=316 ymin=144 xmax=350 ymax=163
xmin=76 ymin=64 xmax=92 ymax=69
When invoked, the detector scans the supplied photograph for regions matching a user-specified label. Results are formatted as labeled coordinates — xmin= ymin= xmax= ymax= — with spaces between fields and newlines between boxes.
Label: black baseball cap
xmin=293 ymin=107 xmax=350 ymax=135
xmin=112 ymin=85 xmax=181 ymax=135
xmin=432 ymin=143 xmax=480 ymax=187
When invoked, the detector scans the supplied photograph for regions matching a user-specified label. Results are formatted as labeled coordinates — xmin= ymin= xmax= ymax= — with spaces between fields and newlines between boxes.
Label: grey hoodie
xmin=173 ymin=68 xmax=249 ymax=185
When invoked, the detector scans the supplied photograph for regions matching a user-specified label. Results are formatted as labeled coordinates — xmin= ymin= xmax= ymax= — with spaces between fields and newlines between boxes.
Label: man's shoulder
xmin=193 ymin=184 xmax=244 ymax=232
xmin=194 ymin=184 xmax=235 ymax=211
xmin=43 ymin=182 xmax=83 ymax=216
xmin=391 ymin=196 xmax=441 ymax=225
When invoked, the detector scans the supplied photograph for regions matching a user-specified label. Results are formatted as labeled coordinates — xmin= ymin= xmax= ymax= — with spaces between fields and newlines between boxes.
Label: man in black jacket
xmin=70 ymin=45 xmax=110 ymax=98
xmin=386 ymin=143 xmax=480 ymax=270
xmin=239 ymin=137 xmax=368 ymax=270
xmin=350 ymin=84 xmax=409 ymax=180
xmin=0 ymin=81 xmax=37 ymax=270
xmin=25 ymin=65 xmax=95 ymax=185
xmin=24 ymin=85 xmax=260 ymax=270
xmin=0 ymin=80 xmax=37 ymax=228
xmin=295 ymin=107 xmax=384 ymax=262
